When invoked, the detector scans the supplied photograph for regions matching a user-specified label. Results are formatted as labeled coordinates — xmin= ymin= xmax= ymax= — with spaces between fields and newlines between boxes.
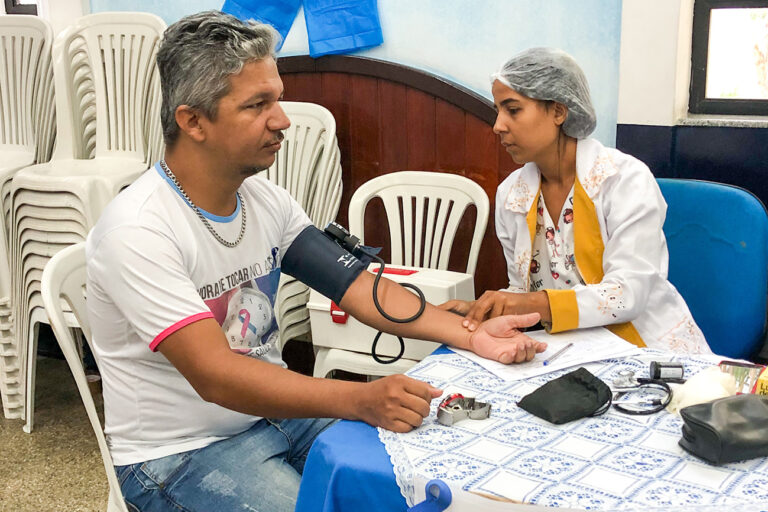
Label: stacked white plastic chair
xmin=262 ymin=102 xmax=342 ymax=351
xmin=42 ymin=243 xmax=129 ymax=512
xmin=313 ymin=171 xmax=490 ymax=379
xmin=0 ymin=15 xmax=56 ymax=419
xmin=67 ymin=35 xmax=96 ymax=159
xmin=12 ymin=12 xmax=166 ymax=432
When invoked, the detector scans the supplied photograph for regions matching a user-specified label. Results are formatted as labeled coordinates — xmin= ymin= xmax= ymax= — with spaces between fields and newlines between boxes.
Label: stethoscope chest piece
xmin=611 ymin=369 xmax=640 ymax=391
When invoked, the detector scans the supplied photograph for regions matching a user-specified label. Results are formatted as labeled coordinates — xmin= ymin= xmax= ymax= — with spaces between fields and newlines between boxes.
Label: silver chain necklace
xmin=160 ymin=159 xmax=246 ymax=248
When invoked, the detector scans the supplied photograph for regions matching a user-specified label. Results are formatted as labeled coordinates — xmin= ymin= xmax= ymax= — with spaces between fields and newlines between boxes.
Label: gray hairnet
xmin=491 ymin=47 xmax=596 ymax=139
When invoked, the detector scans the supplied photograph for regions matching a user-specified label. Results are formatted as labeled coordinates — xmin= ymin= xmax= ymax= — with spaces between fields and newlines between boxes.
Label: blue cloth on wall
xmin=221 ymin=0 xmax=383 ymax=57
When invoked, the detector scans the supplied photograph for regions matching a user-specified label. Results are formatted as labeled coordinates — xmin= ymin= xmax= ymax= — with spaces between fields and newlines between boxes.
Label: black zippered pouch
xmin=679 ymin=394 xmax=768 ymax=465
xmin=517 ymin=367 xmax=612 ymax=424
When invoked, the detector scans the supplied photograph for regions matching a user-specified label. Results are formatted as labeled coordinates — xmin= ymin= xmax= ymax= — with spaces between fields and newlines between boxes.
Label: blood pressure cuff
xmin=517 ymin=367 xmax=612 ymax=424
xmin=282 ymin=225 xmax=367 ymax=305
xmin=679 ymin=394 xmax=768 ymax=465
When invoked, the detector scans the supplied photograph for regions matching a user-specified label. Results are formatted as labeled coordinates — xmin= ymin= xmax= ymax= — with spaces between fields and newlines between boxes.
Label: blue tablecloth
xmin=295 ymin=420 xmax=407 ymax=512
xmin=295 ymin=347 xmax=456 ymax=512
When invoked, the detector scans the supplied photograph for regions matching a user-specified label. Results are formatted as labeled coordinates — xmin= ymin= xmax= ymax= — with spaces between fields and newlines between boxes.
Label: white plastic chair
xmin=41 ymin=242 xmax=129 ymax=512
xmin=348 ymin=171 xmax=489 ymax=275
xmin=0 ymin=15 xmax=56 ymax=419
xmin=13 ymin=12 xmax=166 ymax=431
xmin=66 ymin=36 xmax=96 ymax=159
xmin=0 ymin=15 xmax=56 ymax=165
xmin=265 ymin=101 xmax=338 ymax=213
xmin=262 ymin=102 xmax=342 ymax=351
xmin=313 ymin=171 xmax=489 ymax=379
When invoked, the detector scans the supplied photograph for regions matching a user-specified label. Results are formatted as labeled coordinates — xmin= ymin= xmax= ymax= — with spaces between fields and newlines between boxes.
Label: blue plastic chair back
xmin=658 ymin=179 xmax=768 ymax=359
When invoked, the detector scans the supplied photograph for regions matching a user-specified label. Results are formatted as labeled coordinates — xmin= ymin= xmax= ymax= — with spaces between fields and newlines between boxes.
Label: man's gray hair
xmin=157 ymin=10 xmax=280 ymax=146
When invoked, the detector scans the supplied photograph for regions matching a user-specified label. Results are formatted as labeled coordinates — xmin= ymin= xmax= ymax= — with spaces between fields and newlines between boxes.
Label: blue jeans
xmin=115 ymin=417 xmax=336 ymax=512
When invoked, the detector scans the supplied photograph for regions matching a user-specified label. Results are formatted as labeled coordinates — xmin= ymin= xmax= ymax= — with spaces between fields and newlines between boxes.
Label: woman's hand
xmin=468 ymin=313 xmax=547 ymax=363
xmin=463 ymin=290 xmax=525 ymax=329
xmin=437 ymin=299 xmax=473 ymax=316
xmin=447 ymin=290 xmax=552 ymax=331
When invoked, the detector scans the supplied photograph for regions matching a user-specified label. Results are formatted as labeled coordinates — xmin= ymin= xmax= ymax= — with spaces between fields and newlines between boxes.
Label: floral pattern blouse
xmin=530 ymin=187 xmax=585 ymax=292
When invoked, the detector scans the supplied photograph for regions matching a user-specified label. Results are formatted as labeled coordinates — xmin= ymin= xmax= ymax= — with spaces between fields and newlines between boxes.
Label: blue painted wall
xmin=89 ymin=0 xmax=215 ymax=23
xmin=90 ymin=0 xmax=623 ymax=146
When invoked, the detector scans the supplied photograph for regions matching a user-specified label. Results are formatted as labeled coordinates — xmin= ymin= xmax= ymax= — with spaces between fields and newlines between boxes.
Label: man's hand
xmin=352 ymin=374 xmax=442 ymax=433
xmin=468 ymin=313 xmax=547 ymax=364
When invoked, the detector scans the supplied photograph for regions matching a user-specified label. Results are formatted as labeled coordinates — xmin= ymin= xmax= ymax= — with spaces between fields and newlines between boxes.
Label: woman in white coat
xmin=441 ymin=48 xmax=710 ymax=354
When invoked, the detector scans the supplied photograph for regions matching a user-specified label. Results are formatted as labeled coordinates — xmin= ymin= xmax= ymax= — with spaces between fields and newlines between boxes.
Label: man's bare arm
xmin=157 ymin=318 xmax=441 ymax=433
xmin=338 ymin=271 xmax=547 ymax=363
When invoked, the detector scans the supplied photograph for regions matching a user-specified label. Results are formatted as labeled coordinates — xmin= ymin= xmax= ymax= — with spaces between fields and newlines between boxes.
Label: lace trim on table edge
xmin=376 ymin=353 xmax=461 ymax=507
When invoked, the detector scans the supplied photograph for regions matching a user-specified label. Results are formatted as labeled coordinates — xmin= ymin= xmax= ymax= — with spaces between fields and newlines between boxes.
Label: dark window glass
xmin=4 ymin=0 xmax=37 ymax=15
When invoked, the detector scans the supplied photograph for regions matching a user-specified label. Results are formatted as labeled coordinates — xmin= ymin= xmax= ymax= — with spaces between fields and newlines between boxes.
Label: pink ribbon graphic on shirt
xmin=238 ymin=309 xmax=258 ymax=338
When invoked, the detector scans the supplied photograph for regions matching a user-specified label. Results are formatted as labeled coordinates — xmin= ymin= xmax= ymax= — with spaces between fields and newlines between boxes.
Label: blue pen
xmin=542 ymin=342 xmax=574 ymax=366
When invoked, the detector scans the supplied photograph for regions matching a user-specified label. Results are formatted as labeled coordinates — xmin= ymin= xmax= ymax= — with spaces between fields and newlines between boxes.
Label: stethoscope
xmin=610 ymin=369 xmax=674 ymax=415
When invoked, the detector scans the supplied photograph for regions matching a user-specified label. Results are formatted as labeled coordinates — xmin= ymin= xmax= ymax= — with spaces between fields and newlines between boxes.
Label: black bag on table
xmin=679 ymin=394 xmax=768 ymax=465
xmin=517 ymin=367 xmax=612 ymax=424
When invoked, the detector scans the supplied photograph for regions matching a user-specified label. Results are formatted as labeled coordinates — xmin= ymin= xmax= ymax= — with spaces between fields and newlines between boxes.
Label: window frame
xmin=4 ymin=0 xmax=38 ymax=15
xmin=689 ymin=0 xmax=768 ymax=115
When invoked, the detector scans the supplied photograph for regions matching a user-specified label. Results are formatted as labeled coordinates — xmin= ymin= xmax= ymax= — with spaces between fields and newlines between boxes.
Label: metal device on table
xmin=437 ymin=393 xmax=491 ymax=426
xmin=309 ymin=222 xmax=474 ymax=365
xmin=610 ymin=361 xmax=684 ymax=415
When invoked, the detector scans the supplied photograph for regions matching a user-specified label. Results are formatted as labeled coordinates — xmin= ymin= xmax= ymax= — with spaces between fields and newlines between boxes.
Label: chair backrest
xmin=67 ymin=35 xmax=96 ymax=159
xmin=0 ymin=15 xmax=55 ymax=160
xmin=51 ymin=12 xmax=165 ymax=161
xmin=41 ymin=242 xmax=128 ymax=512
xmin=264 ymin=101 xmax=341 ymax=225
xmin=349 ymin=171 xmax=489 ymax=275
xmin=143 ymin=69 xmax=164 ymax=167
xmin=658 ymin=178 xmax=768 ymax=359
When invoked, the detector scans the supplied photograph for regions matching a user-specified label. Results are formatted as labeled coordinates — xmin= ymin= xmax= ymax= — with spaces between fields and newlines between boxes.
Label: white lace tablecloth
xmin=378 ymin=349 xmax=768 ymax=511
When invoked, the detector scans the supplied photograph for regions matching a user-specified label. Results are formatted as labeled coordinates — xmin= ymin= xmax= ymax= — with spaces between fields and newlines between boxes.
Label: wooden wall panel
xmin=435 ymin=100 xmax=466 ymax=173
xmin=378 ymin=81 xmax=409 ymax=173
xmin=405 ymin=89 xmax=437 ymax=171
xmin=279 ymin=56 xmax=520 ymax=295
xmin=349 ymin=76 xmax=381 ymax=190
xmin=318 ymin=72 xmax=352 ymax=227
xmin=464 ymin=115 xmax=509 ymax=293
xmin=282 ymin=73 xmax=321 ymax=104
xmin=464 ymin=115 xmax=499 ymax=197
xmin=349 ymin=76 xmax=387 ymax=258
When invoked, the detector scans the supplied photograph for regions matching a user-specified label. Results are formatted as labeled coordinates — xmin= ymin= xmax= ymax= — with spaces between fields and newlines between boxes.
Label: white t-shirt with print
xmin=86 ymin=163 xmax=311 ymax=466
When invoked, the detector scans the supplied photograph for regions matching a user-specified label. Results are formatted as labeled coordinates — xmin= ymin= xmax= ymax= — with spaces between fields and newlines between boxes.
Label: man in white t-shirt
xmin=86 ymin=10 xmax=546 ymax=512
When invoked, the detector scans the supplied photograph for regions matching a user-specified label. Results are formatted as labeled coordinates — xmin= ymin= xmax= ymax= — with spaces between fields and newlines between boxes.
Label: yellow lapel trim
xmin=572 ymin=177 xmax=646 ymax=348
xmin=572 ymin=177 xmax=604 ymax=285
xmin=526 ymin=187 xmax=540 ymax=250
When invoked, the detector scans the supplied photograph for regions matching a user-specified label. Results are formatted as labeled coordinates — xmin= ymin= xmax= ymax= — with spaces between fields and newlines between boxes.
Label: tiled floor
xmin=0 ymin=338 xmax=320 ymax=511
xmin=0 ymin=356 xmax=108 ymax=511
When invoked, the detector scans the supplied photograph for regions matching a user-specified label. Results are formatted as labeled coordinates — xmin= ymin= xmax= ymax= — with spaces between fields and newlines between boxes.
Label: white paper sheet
xmin=453 ymin=327 xmax=641 ymax=381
